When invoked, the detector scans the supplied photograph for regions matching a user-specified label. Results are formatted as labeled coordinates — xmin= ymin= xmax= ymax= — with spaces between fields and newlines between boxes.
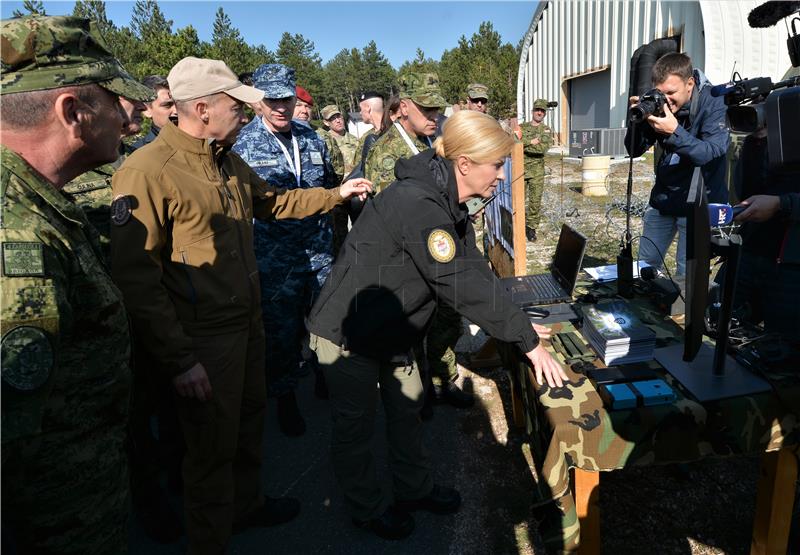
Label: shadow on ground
xmin=129 ymin=359 xmax=549 ymax=554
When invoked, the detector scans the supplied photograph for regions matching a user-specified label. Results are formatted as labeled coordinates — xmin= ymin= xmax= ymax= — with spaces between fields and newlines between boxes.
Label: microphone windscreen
xmin=708 ymin=203 xmax=734 ymax=226
xmin=748 ymin=0 xmax=800 ymax=28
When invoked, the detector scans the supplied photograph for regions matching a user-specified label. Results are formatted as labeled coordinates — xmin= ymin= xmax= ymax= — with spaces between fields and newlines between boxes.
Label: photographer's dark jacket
xmin=625 ymin=69 xmax=730 ymax=216
xmin=735 ymin=133 xmax=800 ymax=265
xmin=307 ymin=149 xmax=539 ymax=363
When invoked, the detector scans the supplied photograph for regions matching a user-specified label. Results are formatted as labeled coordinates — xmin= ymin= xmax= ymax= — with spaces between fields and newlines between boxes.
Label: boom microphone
xmin=547 ymin=101 xmax=559 ymax=108
xmin=748 ymin=0 xmax=800 ymax=28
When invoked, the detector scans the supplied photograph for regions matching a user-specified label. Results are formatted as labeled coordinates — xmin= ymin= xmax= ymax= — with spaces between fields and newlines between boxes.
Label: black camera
xmin=629 ymin=89 xmax=668 ymax=123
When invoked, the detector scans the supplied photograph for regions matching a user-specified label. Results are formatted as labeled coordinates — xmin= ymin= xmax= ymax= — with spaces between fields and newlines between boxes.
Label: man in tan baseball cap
xmin=165 ymin=56 xmax=264 ymax=145
xmin=111 ymin=56 xmax=372 ymax=554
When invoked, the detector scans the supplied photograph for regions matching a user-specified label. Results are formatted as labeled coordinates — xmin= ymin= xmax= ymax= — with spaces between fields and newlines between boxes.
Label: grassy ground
xmin=524 ymin=153 xmax=678 ymax=276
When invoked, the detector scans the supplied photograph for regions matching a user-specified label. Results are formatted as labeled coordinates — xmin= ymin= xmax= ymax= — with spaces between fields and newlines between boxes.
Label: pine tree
xmin=130 ymin=0 xmax=172 ymax=41
xmin=12 ymin=0 xmax=46 ymax=17
xmin=207 ymin=7 xmax=256 ymax=75
xmin=276 ymin=32 xmax=324 ymax=98
xmin=72 ymin=1 xmax=115 ymax=46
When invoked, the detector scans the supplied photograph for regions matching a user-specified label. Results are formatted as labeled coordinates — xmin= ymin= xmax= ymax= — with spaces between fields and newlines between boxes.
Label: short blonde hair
xmin=433 ymin=110 xmax=514 ymax=164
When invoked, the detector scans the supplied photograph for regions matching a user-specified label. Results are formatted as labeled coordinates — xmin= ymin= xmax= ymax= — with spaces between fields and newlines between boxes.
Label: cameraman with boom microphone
xmin=625 ymin=52 xmax=730 ymax=276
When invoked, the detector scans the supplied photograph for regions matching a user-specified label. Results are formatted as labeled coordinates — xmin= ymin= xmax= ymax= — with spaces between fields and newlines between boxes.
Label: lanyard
xmin=262 ymin=117 xmax=301 ymax=188
xmin=394 ymin=121 xmax=430 ymax=156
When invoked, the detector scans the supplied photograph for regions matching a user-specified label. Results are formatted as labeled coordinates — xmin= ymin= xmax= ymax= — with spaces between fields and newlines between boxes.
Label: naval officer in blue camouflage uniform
xmin=233 ymin=64 xmax=338 ymax=436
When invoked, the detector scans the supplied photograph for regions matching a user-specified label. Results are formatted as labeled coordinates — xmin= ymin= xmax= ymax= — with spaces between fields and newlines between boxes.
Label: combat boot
xmin=352 ymin=506 xmax=415 ymax=540
xmin=433 ymin=381 xmax=475 ymax=409
xmin=233 ymin=495 xmax=301 ymax=532
xmin=396 ymin=484 xmax=461 ymax=515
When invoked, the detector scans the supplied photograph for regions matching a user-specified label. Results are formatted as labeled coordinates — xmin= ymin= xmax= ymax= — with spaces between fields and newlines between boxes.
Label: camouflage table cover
xmin=503 ymin=276 xmax=800 ymax=509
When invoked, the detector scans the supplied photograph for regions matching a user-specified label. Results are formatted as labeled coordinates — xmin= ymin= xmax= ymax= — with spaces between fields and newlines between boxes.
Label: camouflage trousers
xmin=2 ymin=420 xmax=130 ymax=554
xmin=425 ymin=303 xmax=462 ymax=386
xmin=260 ymin=265 xmax=328 ymax=397
xmin=525 ymin=159 xmax=546 ymax=229
xmin=534 ymin=494 xmax=581 ymax=554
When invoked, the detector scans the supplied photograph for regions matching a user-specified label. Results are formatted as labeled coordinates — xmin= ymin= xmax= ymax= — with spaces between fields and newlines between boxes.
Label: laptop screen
xmin=551 ymin=225 xmax=587 ymax=292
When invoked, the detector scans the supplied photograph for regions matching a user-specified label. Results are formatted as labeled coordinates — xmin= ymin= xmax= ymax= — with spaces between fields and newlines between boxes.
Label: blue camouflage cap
xmin=253 ymin=63 xmax=296 ymax=99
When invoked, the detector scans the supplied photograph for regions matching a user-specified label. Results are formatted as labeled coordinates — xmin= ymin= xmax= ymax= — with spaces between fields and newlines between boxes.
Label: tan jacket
xmin=111 ymin=122 xmax=343 ymax=375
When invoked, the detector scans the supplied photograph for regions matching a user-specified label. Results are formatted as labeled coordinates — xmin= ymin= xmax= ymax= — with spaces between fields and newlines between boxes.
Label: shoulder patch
xmin=1 ymin=326 xmax=53 ymax=391
xmin=427 ymin=228 xmax=456 ymax=263
xmin=2 ymin=242 xmax=45 ymax=277
xmin=110 ymin=194 xmax=132 ymax=226
xmin=381 ymin=155 xmax=396 ymax=170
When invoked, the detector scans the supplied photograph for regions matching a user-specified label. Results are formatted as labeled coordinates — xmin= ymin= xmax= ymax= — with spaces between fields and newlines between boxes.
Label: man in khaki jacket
xmin=111 ymin=56 xmax=371 ymax=555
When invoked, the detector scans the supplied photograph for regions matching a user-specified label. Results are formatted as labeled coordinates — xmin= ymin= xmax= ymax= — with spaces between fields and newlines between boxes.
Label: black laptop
xmin=501 ymin=224 xmax=587 ymax=306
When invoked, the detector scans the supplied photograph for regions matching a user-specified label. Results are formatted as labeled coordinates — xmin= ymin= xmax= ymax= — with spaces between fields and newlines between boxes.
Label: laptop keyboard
xmin=527 ymin=273 xmax=566 ymax=301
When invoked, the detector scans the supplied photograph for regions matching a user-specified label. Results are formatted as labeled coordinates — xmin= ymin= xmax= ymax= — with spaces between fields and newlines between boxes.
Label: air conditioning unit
xmin=569 ymin=129 xmax=600 ymax=157
xmin=598 ymin=128 xmax=628 ymax=158
xmin=569 ymin=128 xmax=628 ymax=157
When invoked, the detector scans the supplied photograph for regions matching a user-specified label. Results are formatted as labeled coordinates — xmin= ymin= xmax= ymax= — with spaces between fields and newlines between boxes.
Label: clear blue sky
xmin=1 ymin=1 xmax=538 ymax=68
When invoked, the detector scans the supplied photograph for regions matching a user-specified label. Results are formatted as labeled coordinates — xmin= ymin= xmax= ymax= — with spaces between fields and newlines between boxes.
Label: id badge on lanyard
xmin=264 ymin=119 xmax=301 ymax=188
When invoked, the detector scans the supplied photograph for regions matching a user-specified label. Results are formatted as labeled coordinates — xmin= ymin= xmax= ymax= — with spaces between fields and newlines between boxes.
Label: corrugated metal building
xmin=517 ymin=0 xmax=792 ymax=150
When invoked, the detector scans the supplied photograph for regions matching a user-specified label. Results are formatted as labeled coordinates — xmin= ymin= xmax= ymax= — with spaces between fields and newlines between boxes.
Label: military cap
xmin=467 ymin=83 xmax=489 ymax=100
xmin=1 ymin=15 xmax=154 ymax=101
xmin=359 ymin=91 xmax=383 ymax=102
xmin=253 ymin=63 xmax=295 ymax=99
xmin=533 ymin=98 xmax=549 ymax=110
xmin=296 ymin=85 xmax=313 ymax=105
xmin=168 ymin=57 xmax=263 ymax=103
xmin=398 ymin=72 xmax=447 ymax=108
xmin=321 ymin=104 xmax=342 ymax=120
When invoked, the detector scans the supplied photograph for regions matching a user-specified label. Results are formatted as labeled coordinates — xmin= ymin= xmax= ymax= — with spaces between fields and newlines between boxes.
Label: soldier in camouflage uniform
xmin=62 ymin=97 xmax=146 ymax=264
xmin=519 ymin=99 xmax=554 ymax=242
xmin=0 ymin=15 xmax=154 ymax=554
xmin=317 ymin=104 xmax=357 ymax=257
xmin=320 ymin=104 xmax=359 ymax=175
xmin=365 ymin=73 xmax=473 ymax=410
xmin=233 ymin=64 xmax=340 ymax=436
xmin=466 ymin=82 xmax=489 ymax=114
xmin=316 ymin=120 xmax=347 ymax=183
xmin=353 ymin=91 xmax=385 ymax=173
xmin=364 ymin=72 xmax=444 ymax=192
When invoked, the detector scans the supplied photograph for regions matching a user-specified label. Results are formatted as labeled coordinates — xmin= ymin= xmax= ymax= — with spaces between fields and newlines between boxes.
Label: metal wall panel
xmin=517 ymin=0 xmax=793 ymax=138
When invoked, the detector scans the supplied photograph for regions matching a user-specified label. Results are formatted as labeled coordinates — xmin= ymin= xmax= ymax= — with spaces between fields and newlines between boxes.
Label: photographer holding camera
xmin=625 ymin=52 xmax=730 ymax=276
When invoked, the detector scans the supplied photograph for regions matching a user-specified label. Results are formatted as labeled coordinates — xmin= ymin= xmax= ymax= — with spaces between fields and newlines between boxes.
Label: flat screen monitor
xmin=683 ymin=167 xmax=710 ymax=361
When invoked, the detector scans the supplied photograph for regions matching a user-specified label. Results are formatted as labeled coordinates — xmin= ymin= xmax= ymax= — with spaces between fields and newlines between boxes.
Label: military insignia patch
xmin=1 ymin=326 xmax=53 ymax=391
xmin=427 ymin=229 xmax=456 ymax=263
xmin=110 ymin=194 xmax=132 ymax=226
xmin=310 ymin=151 xmax=323 ymax=165
xmin=382 ymin=156 xmax=396 ymax=170
xmin=2 ymin=242 xmax=45 ymax=276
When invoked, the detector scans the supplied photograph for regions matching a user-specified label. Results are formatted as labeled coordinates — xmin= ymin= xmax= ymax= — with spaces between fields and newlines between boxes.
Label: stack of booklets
xmin=581 ymin=300 xmax=656 ymax=365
